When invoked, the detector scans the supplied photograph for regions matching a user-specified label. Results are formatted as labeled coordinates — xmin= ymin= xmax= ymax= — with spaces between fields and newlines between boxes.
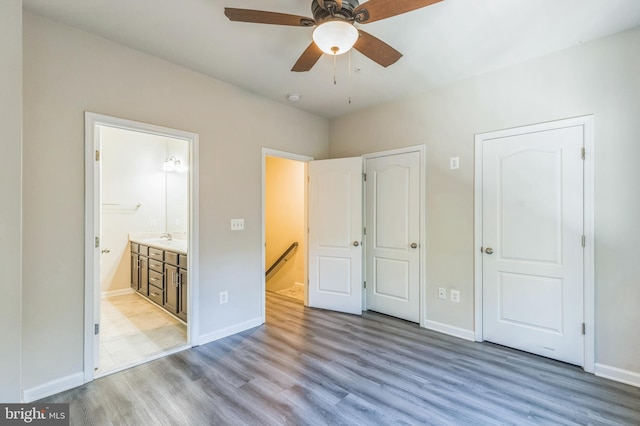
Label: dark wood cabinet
xmin=131 ymin=242 xmax=187 ymax=323
xmin=165 ymin=263 xmax=179 ymax=314
xmin=139 ymin=255 xmax=148 ymax=295
xmin=178 ymin=268 xmax=188 ymax=321
xmin=131 ymin=244 xmax=149 ymax=295
xmin=131 ymin=253 xmax=139 ymax=291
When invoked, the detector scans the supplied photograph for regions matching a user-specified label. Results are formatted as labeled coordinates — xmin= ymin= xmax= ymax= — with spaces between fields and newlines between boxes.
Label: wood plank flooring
xmin=43 ymin=293 xmax=640 ymax=425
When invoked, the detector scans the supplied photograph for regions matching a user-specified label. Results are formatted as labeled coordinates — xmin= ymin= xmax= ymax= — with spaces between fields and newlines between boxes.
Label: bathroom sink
xmin=138 ymin=238 xmax=188 ymax=253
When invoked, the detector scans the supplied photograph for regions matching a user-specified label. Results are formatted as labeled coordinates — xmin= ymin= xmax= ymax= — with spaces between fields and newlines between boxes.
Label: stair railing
xmin=266 ymin=242 xmax=298 ymax=279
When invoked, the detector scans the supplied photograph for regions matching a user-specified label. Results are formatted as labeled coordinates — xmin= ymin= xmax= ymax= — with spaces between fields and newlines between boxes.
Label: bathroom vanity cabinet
xmin=131 ymin=243 xmax=148 ymax=296
xmin=130 ymin=241 xmax=188 ymax=322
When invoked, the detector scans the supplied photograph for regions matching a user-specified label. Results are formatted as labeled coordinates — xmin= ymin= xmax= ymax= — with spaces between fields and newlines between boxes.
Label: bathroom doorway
xmin=262 ymin=149 xmax=312 ymax=317
xmin=85 ymin=113 xmax=200 ymax=381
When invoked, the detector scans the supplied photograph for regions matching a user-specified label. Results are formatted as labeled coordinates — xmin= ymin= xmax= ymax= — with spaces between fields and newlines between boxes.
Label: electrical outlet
xmin=438 ymin=288 xmax=447 ymax=300
xmin=230 ymin=218 xmax=244 ymax=231
xmin=451 ymin=290 xmax=460 ymax=303
xmin=220 ymin=291 xmax=228 ymax=304
xmin=450 ymin=157 xmax=460 ymax=170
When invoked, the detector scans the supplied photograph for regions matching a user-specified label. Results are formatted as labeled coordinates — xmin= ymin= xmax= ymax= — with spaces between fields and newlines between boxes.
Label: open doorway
xmin=261 ymin=149 xmax=312 ymax=317
xmin=85 ymin=113 xmax=200 ymax=382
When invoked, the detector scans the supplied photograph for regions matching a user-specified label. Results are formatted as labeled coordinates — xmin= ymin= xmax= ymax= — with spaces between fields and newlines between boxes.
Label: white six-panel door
xmin=365 ymin=152 xmax=421 ymax=322
xmin=308 ymin=158 xmax=363 ymax=315
xmin=481 ymin=125 xmax=585 ymax=365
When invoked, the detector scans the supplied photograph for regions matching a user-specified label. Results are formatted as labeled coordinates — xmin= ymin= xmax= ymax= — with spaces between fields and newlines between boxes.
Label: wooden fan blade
xmin=353 ymin=0 xmax=443 ymax=24
xmin=353 ymin=30 xmax=403 ymax=67
xmin=224 ymin=8 xmax=315 ymax=27
xmin=292 ymin=42 xmax=323 ymax=72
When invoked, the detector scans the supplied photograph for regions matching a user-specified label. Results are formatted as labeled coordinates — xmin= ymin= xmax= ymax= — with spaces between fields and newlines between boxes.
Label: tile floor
xmin=97 ymin=292 xmax=187 ymax=375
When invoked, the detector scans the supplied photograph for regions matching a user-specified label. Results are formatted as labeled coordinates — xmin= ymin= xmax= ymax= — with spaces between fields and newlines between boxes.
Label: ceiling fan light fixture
xmin=312 ymin=21 xmax=358 ymax=55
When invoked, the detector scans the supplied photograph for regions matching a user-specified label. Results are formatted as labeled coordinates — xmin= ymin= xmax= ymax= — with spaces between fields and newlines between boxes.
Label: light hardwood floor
xmin=44 ymin=293 xmax=640 ymax=425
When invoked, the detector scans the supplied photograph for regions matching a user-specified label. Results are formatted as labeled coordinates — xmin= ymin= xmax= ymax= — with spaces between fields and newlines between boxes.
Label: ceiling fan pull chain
xmin=333 ymin=54 xmax=337 ymax=85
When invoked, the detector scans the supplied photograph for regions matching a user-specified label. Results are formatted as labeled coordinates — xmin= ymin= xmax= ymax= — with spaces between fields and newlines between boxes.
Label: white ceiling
xmin=22 ymin=0 xmax=640 ymax=119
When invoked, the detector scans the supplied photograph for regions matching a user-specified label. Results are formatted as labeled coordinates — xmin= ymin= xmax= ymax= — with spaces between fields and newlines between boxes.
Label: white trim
xmin=22 ymin=372 xmax=84 ymax=403
xmin=101 ymin=288 xmax=135 ymax=298
xmin=84 ymin=112 xmax=199 ymax=384
xmin=474 ymin=134 xmax=484 ymax=342
xmin=473 ymin=115 xmax=595 ymax=373
xmin=595 ymin=364 xmax=640 ymax=388
xmin=362 ymin=145 xmax=427 ymax=328
xmin=198 ymin=317 xmax=264 ymax=346
xmin=582 ymin=117 xmax=595 ymax=374
xmin=94 ymin=344 xmax=190 ymax=379
xmin=424 ymin=320 xmax=475 ymax=342
xmin=261 ymin=148 xmax=313 ymax=320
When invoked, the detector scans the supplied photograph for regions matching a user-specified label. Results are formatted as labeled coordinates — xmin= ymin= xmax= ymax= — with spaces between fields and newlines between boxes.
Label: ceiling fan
xmin=224 ymin=0 xmax=443 ymax=72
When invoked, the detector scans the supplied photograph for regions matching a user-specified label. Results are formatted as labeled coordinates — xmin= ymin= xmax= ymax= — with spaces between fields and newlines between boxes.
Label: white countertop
xmin=130 ymin=233 xmax=188 ymax=254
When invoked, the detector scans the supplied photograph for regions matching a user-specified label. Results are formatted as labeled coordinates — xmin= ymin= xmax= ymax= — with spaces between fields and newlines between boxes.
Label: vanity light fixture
xmin=162 ymin=156 xmax=186 ymax=172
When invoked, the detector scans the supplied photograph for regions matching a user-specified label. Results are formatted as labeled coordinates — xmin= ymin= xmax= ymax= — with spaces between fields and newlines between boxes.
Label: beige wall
xmin=330 ymin=27 xmax=640 ymax=374
xmin=0 ymin=0 xmax=22 ymax=403
xmin=265 ymin=157 xmax=306 ymax=292
xmin=22 ymin=12 xmax=329 ymax=390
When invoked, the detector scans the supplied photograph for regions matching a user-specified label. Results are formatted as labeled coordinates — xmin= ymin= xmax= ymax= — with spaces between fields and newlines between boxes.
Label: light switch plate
xmin=450 ymin=157 xmax=460 ymax=170
xmin=451 ymin=290 xmax=460 ymax=303
xmin=230 ymin=218 xmax=244 ymax=231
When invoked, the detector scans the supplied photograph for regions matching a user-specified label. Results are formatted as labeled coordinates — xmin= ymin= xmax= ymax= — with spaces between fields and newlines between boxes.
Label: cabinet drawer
xmin=148 ymin=269 xmax=164 ymax=288
xmin=131 ymin=242 xmax=139 ymax=254
xmin=165 ymin=251 xmax=179 ymax=266
xmin=148 ymin=247 xmax=163 ymax=261
xmin=149 ymin=259 xmax=164 ymax=273
xmin=148 ymin=285 xmax=164 ymax=305
xmin=179 ymin=254 xmax=188 ymax=269
xmin=138 ymin=245 xmax=148 ymax=256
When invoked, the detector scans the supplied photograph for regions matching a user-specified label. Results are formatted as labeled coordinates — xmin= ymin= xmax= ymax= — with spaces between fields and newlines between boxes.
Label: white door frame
xmin=261 ymin=148 xmax=313 ymax=321
xmin=363 ymin=145 xmax=427 ymax=327
xmin=473 ymin=115 xmax=595 ymax=373
xmin=84 ymin=112 xmax=200 ymax=382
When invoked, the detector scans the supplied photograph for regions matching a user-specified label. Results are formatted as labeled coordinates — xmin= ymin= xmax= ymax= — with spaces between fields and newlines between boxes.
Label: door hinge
xmin=581 ymin=235 xmax=586 ymax=247
xmin=363 ymin=227 xmax=366 ymax=236
xmin=581 ymin=323 xmax=586 ymax=335
xmin=95 ymin=150 xmax=100 ymax=161
xmin=95 ymin=236 xmax=100 ymax=248
xmin=363 ymin=281 xmax=366 ymax=289
xmin=581 ymin=147 xmax=586 ymax=160
xmin=94 ymin=323 xmax=100 ymax=335
xmin=363 ymin=173 xmax=366 ymax=182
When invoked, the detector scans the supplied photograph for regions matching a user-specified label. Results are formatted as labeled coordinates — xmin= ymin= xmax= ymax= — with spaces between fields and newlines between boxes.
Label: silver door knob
xmin=410 ymin=243 xmax=418 ymax=249
xmin=353 ymin=241 xmax=360 ymax=247
xmin=485 ymin=247 xmax=494 ymax=254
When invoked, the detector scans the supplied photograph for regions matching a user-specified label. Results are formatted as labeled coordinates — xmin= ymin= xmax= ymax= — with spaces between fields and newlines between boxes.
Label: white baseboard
xmin=423 ymin=320 xmax=475 ymax=342
xmin=101 ymin=288 xmax=134 ymax=298
xmin=198 ymin=317 xmax=264 ymax=346
xmin=595 ymin=363 xmax=640 ymax=388
xmin=22 ymin=372 xmax=84 ymax=403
